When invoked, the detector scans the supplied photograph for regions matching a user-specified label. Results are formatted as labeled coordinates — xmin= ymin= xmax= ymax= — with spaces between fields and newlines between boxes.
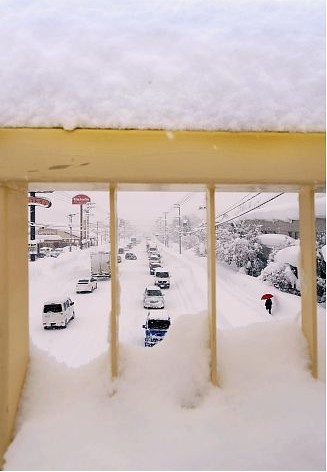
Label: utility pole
xmin=67 ymin=213 xmax=77 ymax=252
xmin=96 ymin=221 xmax=99 ymax=246
xmin=174 ymin=204 xmax=182 ymax=254
xmin=163 ymin=211 xmax=168 ymax=247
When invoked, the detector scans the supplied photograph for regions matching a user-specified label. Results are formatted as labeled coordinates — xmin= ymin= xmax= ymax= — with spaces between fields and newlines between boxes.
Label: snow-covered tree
xmin=216 ymin=221 xmax=267 ymax=276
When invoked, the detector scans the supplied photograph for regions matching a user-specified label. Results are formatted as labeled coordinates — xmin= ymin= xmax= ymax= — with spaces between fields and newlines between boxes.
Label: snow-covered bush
xmin=259 ymin=261 xmax=300 ymax=295
xmin=316 ymin=246 xmax=326 ymax=303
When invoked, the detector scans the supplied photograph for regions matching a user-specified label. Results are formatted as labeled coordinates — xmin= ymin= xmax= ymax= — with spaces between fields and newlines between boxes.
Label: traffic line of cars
xmin=42 ymin=241 xmax=140 ymax=331
xmin=142 ymin=241 xmax=172 ymax=347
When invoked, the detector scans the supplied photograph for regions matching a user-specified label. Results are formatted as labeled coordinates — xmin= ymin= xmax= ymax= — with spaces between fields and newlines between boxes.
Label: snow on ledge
xmin=0 ymin=0 xmax=325 ymax=131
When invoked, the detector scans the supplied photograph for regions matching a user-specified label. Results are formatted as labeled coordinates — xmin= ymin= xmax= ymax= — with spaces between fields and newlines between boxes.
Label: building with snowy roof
xmin=0 ymin=0 xmax=325 ymax=467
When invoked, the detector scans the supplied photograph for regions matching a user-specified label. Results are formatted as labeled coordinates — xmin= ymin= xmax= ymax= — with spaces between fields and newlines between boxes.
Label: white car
xmin=42 ymin=297 xmax=75 ymax=329
xmin=143 ymin=285 xmax=165 ymax=309
xmin=75 ymin=277 xmax=98 ymax=293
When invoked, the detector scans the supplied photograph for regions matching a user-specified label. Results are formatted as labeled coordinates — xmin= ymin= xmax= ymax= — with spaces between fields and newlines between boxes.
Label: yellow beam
xmin=0 ymin=129 xmax=325 ymax=188
xmin=299 ymin=186 xmax=318 ymax=378
xmin=0 ymin=183 xmax=29 ymax=468
xmin=207 ymin=185 xmax=218 ymax=386
xmin=109 ymin=185 xmax=119 ymax=379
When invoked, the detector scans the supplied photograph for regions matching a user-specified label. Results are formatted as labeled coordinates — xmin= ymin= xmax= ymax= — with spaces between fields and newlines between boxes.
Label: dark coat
xmin=265 ymin=298 xmax=272 ymax=309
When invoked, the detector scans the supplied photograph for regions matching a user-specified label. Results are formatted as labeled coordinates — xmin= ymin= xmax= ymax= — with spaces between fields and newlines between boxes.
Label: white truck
xmin=91 ymin=251 xmax=111 ymax=279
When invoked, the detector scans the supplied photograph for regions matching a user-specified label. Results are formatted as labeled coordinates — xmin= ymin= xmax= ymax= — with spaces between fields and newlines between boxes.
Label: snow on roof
xmin=242 ymin=194 xmax=326 ymax=222
xmin=258 ymin=234 xmax=297 ymax=249
xmin=146 ymin=285 xmax=162 ymax=291
xmin=0 ymin=0 xmax=324 ymax=131
xmin=274 ymin=245 xmax=300 ymax=267
xmin=147 ymin=309 xmax=170 ymax=320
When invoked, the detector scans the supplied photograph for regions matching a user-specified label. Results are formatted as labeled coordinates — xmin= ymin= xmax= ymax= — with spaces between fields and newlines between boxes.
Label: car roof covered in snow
xmin=43 ymin=296 xmax=72 ymax=305
xmin=145 ymin=285 xmax=162 ymax=291
xmin=155 ymin=268 xmax=169 ymax=273
xmin=147 ymin=309 xmax=170 ymax=321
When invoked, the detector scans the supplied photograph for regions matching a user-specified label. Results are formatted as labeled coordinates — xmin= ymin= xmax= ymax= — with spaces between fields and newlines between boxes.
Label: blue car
xmin=143 ymin=310 xmax=171 ymax=347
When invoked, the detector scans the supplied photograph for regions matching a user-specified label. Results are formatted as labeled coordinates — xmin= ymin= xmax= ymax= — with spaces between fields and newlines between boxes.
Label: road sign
xmin=72 ymin=194 xmax=91 ymax=205
xmin=28 ymin=196 xmax=52 ymax=208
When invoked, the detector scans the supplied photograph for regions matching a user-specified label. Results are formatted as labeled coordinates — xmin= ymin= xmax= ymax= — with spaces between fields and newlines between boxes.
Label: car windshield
xmin=156 ymin=272 xmax=169 ymax=278
xmin=146 ymin=290 xmax=162 ymax=297
xmin=148 ymin=319 xmax=170 ymax=330
xmin=43 ymin=304 xmax=62 ymax=313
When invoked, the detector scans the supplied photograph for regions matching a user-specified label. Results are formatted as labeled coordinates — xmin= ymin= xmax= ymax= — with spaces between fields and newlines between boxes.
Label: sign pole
xmin=29 ymin=192 xmax=36 ymax=262
xmin=79 ymin=204 xmax=83 ymax=249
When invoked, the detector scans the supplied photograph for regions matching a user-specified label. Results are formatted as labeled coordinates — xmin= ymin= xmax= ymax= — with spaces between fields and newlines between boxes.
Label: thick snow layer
xmin=3 ymin=242 xmax=326 ymax=470
xmin=0 ymin=0 xmax=325 ymax=131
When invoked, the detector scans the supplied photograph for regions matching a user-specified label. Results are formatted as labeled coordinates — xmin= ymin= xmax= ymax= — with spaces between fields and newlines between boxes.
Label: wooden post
xmin=206 ymin=185 xmax=218 ymax=386
xmin=109 ymin=184 xmax=119 ymax=378
xmin=0 ymin=183 xmax=29 ymax=468
xmin=299 ymin=186 xmax=318 ymax=378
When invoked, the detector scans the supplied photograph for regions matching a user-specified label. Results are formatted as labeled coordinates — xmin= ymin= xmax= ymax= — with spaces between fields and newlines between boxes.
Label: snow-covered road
xmin=29 ymin=239 xmax=306 ymax=369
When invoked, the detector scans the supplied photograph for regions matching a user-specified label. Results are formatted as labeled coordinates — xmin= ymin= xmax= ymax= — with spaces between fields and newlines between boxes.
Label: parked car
xmin=143 ymin=285 xmax=165 ymax=309
xmin=149 ymin=261 xmax=161 ymax=275
xmin=143 ymin=310 xmax=171 ymax=347
xmin=75 ymin=277 xmax=98 ymax=293
xmin=125 ymin=252 xmax=137 ymax=260
xmin=118 ymin=247 xmax=125 ymax=254
xmin=154 ymin=268 xmax=170 ymax=289
xmin=50 ymin=248 xmax=61 ymax=258
xmin=42 ymin=297 xmax=75 ymax=329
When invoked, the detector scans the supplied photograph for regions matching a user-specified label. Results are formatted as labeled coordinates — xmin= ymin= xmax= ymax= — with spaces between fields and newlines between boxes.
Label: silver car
xmin=75 ymin=277 xmax=98 ymax=293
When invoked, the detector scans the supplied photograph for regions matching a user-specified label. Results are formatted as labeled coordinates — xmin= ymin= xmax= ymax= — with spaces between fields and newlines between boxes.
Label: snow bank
xmin=4 ymin=316 xmax=325 ymax=471
xmin=0 ymin=0 xmax=324 ymax=131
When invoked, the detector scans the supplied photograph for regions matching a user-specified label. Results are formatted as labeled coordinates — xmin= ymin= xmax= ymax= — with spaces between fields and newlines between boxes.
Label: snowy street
xmin=29 ymin=240 xmax=305 ymax=367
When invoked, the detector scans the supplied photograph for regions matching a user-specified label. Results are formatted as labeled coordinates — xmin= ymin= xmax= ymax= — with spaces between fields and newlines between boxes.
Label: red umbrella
xmin=261 ymin=293 xmax=274 ymax=300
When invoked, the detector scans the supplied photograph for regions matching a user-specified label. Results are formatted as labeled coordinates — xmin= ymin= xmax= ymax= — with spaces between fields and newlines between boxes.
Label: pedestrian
xmin=265 ymin=297 xmax=272 ymax=315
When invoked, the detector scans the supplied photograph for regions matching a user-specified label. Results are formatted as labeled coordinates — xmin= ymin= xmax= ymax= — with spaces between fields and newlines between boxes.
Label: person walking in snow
xmin=265 ymin=297 xmax=272 ymax=315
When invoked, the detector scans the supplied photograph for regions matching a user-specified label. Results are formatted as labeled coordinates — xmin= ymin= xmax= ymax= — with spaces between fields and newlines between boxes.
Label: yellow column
xmin=206 ymin=185 xmax=218 ymax=386
xmin=109 ymin=184 xmax=119 ymax=378
xmin=299 ymin=186 xmax=318 ymax=378
xmin=0 ymin=183 xmax=29 ymax=467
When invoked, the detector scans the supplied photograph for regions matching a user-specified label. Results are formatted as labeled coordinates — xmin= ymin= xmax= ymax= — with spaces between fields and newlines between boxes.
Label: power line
xmin=216 ymin=193 xmax=285 ymax=226
xmin=215 ymin=193 xmax=261 ymax=220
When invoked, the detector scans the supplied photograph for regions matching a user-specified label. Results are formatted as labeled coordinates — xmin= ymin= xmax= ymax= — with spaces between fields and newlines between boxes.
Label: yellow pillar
xmin=0 ymin=183 xmax=29 ymax=468
xmin=299 ymin=186 xmax=318 ymax=378
xmin=109 ymin=184 xmax=119 ymax=378
xmin=206 ymin=185 xmax=218 ymax=386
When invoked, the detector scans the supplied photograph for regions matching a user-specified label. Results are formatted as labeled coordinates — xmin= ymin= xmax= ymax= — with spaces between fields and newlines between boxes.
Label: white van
xmin=42 ymin=297 xmax=75 ymax=329
xmin=154 ymin=268 xmax=170 ymax=289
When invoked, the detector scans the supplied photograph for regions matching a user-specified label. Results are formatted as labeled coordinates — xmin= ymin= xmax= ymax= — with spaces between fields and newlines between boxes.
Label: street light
xmin=174 ymin=204 xmax=182 ymax=254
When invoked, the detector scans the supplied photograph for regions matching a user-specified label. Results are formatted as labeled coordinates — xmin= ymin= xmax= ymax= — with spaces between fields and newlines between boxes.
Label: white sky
xmin=0 ymin=0 xmax=324 ymax=131
xmin=31 ymin=190 xmax=326 ymax=234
